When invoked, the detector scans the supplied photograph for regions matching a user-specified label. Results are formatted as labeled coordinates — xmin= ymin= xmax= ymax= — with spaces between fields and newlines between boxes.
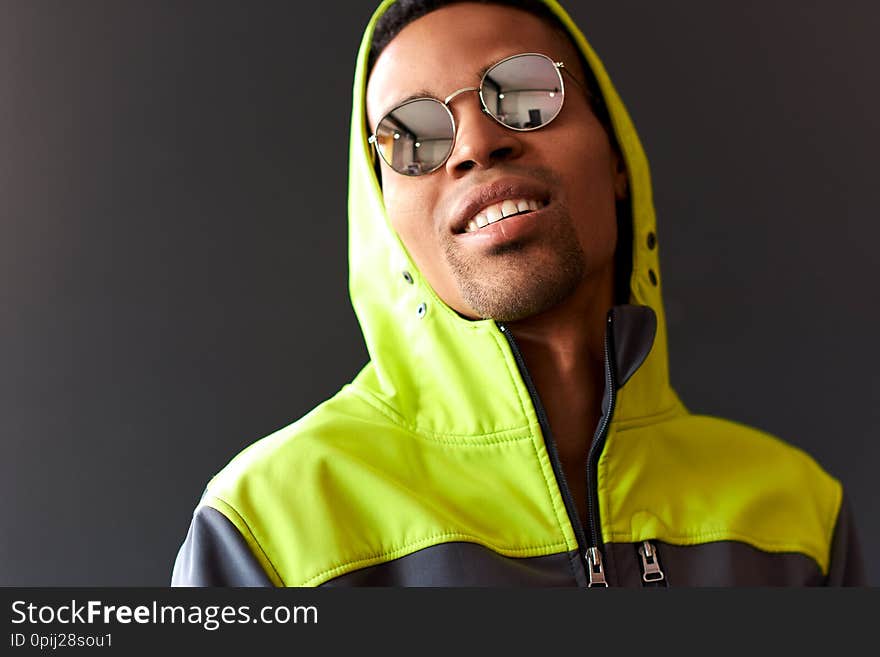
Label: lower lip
xmin=456 ymin=205 xmax=547 ymax=247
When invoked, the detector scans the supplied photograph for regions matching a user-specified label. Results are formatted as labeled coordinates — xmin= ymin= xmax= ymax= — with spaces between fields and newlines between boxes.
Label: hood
xmin=347 ymin=0 xmax=683 ymax=439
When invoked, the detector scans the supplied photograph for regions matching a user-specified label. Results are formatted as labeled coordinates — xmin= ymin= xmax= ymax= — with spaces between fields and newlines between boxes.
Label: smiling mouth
xmin=463 ymin=198 xmax=549 ymax=233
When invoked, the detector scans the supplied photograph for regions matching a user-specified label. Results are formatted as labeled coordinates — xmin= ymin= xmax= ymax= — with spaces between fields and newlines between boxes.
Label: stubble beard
xmin=443 ymin=204 xmax=588 ymax=322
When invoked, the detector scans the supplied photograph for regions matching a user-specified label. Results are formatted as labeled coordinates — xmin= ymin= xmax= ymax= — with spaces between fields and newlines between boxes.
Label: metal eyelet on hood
xmin=416 ymin=302 xmax=427 ymax=318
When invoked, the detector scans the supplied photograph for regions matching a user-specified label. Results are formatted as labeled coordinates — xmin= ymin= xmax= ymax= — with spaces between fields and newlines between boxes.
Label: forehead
xmin=366 ymin=3 xmax=579 ymax=123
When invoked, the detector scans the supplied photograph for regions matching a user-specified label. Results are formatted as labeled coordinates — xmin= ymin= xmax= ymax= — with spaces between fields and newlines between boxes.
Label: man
xmin=172 ymin=0 xmax=863 ymax=586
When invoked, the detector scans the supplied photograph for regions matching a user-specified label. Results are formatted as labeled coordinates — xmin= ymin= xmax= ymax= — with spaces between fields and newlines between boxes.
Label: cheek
xmin=556 ymin=135 xmax=620 ymax=251
xmin=384 ymin=180 xmax=444 ymax=268
xmin=385 ymin=180 xmax=425 ymax=240
xmin=384 ymin=180 xmax=470 ymax=313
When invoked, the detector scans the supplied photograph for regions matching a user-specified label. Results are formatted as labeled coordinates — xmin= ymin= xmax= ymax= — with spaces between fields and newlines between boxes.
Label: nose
xmin=444 ymin=92 xmax=524 ymax=177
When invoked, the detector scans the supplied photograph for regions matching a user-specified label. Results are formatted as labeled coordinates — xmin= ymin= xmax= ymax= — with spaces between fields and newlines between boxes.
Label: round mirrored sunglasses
xmin=369 ymin=52 xmax=580 ymax=176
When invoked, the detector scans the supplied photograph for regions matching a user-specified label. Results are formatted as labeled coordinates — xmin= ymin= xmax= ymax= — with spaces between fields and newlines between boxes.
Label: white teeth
xmin=501 ymin=200 xmax=519 ymax=218
xmin=465 ymin=198 xmax=545 ymax=232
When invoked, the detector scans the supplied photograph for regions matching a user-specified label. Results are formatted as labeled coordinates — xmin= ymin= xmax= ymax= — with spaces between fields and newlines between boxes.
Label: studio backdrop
xmin=1 ymin=0 xmax=877 ymax=585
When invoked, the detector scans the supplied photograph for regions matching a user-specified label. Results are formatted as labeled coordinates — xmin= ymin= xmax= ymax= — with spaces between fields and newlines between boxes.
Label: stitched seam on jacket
xmin=347 ymin=385 xmax=531 ymax=443
xmin=525 ymin=432 xmax=576 ymax=581
xmin=208 ymin=496 xmax=287 ymax=587
xmin=607 ymin=528 xmax=824 ymax=564
xmin=301 ymin=534 xmax=571 ymax=586
xmin=612 ymin=535 xmax=826 ymax=577
xmin=489 ymin=327 xmax=574 ymax=558
xmin=609 ymin=401 xmax=684 ymax=431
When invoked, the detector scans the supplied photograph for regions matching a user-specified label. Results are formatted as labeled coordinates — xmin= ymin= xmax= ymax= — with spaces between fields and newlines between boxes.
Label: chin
xmin=456 ymin=260 xmax=586 ymax=322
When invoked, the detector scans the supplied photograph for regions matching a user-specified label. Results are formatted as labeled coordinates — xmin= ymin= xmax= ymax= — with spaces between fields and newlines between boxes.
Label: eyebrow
xmin=376 ymin=64 xmax=492 ymax=123
xmin=382 ymin=89 xmax=436 ymax=115
xmin=389 ymin=61 xmax=489 ymax=105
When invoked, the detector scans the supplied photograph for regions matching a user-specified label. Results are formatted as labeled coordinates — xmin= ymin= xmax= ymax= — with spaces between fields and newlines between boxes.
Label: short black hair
xmin=367 ymin=0 xmax=632 ymax=304
xmin=367 ymin=0 xmax=613 ymax=135
xmin=370 ymin=0 xmax=563 ymax=70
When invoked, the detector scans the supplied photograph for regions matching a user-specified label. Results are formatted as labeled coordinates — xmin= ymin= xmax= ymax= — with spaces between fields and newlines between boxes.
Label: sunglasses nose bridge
xmin=443 ymin=86 xmax=481 ymax=106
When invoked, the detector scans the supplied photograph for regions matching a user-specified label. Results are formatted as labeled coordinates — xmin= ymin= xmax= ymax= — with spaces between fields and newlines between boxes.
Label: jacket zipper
xmin=584 ymin=312 xmax=617 ymax=586
xmin=638 ymin=540 xmax=666 ymax=585
xmin=498 ymin=313 xmax=617 ymax=588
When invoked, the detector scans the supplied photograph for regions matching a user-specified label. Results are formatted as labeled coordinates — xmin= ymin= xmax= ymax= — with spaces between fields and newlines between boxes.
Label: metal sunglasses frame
xmin=368 ymin=52 xmax=584 ymax=176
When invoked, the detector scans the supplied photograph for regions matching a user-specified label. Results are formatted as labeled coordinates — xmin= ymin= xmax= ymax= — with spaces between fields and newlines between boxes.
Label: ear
xmin=612 ymin=151 xmax=629 ymax=201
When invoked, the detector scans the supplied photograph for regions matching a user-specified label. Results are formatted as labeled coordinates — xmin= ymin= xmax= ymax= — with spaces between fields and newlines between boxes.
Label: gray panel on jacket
xmin=322 ymin=542 xmax=584 ymax=587
xmin=607 ymin=540 xmax=825 ymax=587
xmin=171 ymin=505 xmax=273 ymax=587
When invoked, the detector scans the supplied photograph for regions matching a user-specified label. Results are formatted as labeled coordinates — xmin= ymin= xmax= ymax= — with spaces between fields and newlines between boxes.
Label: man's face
xmin=366 ymin=3 xmax=627 ymax=322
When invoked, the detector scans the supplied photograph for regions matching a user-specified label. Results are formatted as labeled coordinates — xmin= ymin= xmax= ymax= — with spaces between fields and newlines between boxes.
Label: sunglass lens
xmin=375 ymin=98 xmax=455 ymax=175
xmin=481 ymin=54 xmax=563 ymax=130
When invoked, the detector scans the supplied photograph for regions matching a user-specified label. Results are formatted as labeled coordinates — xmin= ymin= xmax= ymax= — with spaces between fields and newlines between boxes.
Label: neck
xmin=505 ymin=266 xmax=615 ymax=527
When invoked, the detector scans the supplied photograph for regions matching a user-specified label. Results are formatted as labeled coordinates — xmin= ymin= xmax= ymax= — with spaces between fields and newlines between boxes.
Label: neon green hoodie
xmin=171 ymin=0 xmax=863 ymax=587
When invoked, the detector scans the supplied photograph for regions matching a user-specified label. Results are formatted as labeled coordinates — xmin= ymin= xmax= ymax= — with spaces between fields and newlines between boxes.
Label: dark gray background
xmin=1 ymin=0 xmax=877 ymax=586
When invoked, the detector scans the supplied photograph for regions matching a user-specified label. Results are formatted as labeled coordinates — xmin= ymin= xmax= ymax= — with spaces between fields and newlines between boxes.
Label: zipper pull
xmin=586 ymin=547 xmax=608 ymax=587
xmin=638 ymin=540 xmax=665 ymax=583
